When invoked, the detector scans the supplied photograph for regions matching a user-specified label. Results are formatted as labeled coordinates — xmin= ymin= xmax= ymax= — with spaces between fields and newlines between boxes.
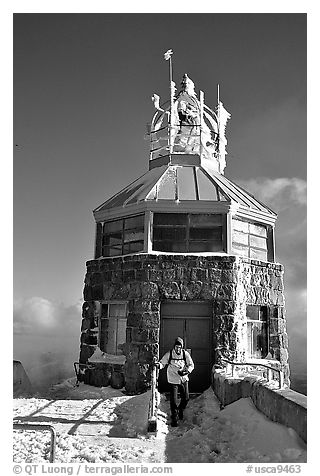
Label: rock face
xmin=78 ymin=254 xmax=289 ymax=394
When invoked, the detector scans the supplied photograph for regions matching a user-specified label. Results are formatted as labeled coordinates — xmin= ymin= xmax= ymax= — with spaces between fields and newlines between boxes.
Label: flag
xmin=164 ymin=49 xmax=173 ymax=61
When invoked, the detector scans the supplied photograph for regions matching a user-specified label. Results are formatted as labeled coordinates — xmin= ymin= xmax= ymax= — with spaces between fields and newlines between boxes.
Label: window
xmin=101 ymin=214 xmax=144 ymax=257
xmin=153 ymin=213 xmax=225 ymax=252
xmin=100 ymin=303 xmax=127 ymax=355
xmin=246 ymin=305 xmax=269 ymax=359
xmin=232 ymin=219 xmax=269 ymax=261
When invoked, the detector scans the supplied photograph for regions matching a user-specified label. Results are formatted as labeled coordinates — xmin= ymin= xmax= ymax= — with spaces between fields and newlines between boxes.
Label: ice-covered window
xmin=99 ymin=302 xmax=127 ymax=355
xmin=246 ymin=305 xmax=269 ymax=359
xmin=232 ymin=219 xmax=272 ymax=261
xmin=98 ymin=214 xmax=144 ymax=257
xmin=152 ymin=213 xmax=225 ymax=252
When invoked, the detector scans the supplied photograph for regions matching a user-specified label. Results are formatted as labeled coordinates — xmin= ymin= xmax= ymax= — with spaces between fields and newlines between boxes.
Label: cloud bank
xmin=237 ymin=177 xmax=306 ymax=212
xmin=13 ymin=297 xmax=82 ymax=392
xmin=13 ymin=297 xmax=82 ymax=335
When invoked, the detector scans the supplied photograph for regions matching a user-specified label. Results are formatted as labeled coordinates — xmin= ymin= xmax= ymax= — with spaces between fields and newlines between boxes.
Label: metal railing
xmin=13 ymin=423 xmax=57 ymax=462
xmin=73 ymin=361 xmax=96 ymax=385
xmin=147 ymin=365 xmax=159 ymax=433
xmin=221 ymin=358 xmax=284 ymax=389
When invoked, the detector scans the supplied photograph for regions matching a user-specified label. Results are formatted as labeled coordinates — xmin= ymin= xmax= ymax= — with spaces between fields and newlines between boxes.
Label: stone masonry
xmin=79 ymin=254 xmax=289 ymax=394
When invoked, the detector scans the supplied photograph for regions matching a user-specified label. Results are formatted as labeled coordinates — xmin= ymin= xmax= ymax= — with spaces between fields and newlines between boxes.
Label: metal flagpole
xmin=164 ymin=49 xmax=174 ymax=153
xmin=217 ymin=83 xmax=221 ymax=172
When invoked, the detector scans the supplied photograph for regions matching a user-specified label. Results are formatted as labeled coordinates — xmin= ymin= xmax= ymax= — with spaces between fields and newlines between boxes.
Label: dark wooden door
xmin=158 ymin=301 xmax=212 ymax=393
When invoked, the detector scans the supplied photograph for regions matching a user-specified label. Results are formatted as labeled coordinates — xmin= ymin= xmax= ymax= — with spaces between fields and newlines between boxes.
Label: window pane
xmin=153 ymin=241 xmax=187 ymax=252
xmin=103 ymin=233 xmax=122 ymax=246
xmin=124 ymin=231 xmax=144 ymax=243
xmin=123 ymin=241 xmax=144 ymax=254
xmin=189 ymin=227 xmax=222 ymax=240
xmin=153 ymin=226 xmax=186 ymax=241
xmin=177 ymin=167 xmax=196 ymax=200
xmin=250 ymin=248 xmax=267 ymax=261
xmin=246 ymin=305 xmax=259 ymax=320
xmin=105 ymin=245 xmax=123 ymax=257
xmin=189 ymin=241 xmax=223 ymax=252
xmin=157 ymin=168 xmax=176 ymax=199
xmin=124 ymin=215 xmax=144 ymax=230
xmin=196 ymin=169 xmax=219 ymax=200
xmin=249 ymin=235 xmax=267 ymax=249
xmin=249 ymin=223 xmax=267 ymax=237
xmin=259 ymin=307 xmax=268 ymax=322
xmin=116 ymin=318 xmax=127 ymax=355
xmin=232 ymin=230 xmax=248 ymax=245
xmin=190 ymin=214 xmax=222 ymax=226
xmin=171 ymin=242 xmax=187 ymax=252
xmin=247 ymin=321 xmax=268 ymax=358
xmin=232 ymin=242 xmax=249 ymax=257
xmin=104 ymin=220 xmax=123 ymax=233
xmin=106 ymin=319 xmax=117 ymax=354
xmin=233 ymin=219 xmax=249 ymax=233
xmin=109 ymin=303 xmax=126 ymax=318
xmin=154 ymin=213 xmax=187 ymax=226
xmin=101 ymin=304 xmax=109 ymax=318
xmin=100 ymin=318 xmax=108 ymax=351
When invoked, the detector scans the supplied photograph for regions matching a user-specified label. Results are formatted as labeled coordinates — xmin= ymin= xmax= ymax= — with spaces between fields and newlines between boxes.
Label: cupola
xmin=93 ymin=70 xmax=277 ymax=263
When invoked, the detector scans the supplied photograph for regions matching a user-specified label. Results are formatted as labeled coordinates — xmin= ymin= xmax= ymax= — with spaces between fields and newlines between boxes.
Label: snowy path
xmin=13 ymin=379 xmax=306 ymax=463
xmin=158 ymin=390 xmax=307 ymax=463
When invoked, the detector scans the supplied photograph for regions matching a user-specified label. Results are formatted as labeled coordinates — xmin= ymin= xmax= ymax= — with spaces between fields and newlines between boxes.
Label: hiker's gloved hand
xmin=178 ymin=369 xmax=189 ymax=376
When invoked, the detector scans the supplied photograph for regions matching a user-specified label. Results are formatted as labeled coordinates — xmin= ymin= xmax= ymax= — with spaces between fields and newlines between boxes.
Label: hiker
xmin=154 ymin=336 xmax=194 ymax=427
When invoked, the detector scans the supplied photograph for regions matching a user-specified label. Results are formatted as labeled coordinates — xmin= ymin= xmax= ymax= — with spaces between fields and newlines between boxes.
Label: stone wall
xmin=239 ymin=258 xmax=289 ymax=383
xmin=212 ymin=370 xmax=306 ymax=442
xmin=79 ymin=254 xmax=289 ymax=394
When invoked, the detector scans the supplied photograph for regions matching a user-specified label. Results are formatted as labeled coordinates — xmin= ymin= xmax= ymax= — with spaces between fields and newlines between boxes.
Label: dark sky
xmin=13 ymin=13 xmax=307 ymax=390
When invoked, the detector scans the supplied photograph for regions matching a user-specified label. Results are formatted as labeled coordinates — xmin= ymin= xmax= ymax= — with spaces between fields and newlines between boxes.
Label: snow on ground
xmin=13 ymin=379 xmax=306 ymax=463
xmin=158 ymin=388 xmax=307 ymax=463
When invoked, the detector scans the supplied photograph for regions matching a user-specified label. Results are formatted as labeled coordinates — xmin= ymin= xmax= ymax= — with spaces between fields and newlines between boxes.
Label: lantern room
xmin=93 ymin=73 xmax=276 ymax=264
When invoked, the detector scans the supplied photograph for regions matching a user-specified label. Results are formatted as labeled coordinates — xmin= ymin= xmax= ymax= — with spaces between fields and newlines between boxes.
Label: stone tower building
xmin=78 ymin=71 xmax=290 ymax=395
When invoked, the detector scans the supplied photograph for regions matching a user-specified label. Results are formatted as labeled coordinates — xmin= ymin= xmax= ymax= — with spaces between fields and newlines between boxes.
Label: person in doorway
xmin=154 ymin=337 xmax=194 ymax=427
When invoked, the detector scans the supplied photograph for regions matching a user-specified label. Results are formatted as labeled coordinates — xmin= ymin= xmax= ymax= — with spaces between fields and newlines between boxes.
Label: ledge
xmin=212 ymin=369 xmax=307 ymax=443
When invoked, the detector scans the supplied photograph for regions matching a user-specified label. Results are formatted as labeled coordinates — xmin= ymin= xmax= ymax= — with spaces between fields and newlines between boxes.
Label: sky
xmin=12 ymin=13 xmax=307 ymax=393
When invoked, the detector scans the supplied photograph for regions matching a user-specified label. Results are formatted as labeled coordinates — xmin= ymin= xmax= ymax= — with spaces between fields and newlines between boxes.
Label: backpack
xmin=168 ymin=349 xmax=187 ymax=365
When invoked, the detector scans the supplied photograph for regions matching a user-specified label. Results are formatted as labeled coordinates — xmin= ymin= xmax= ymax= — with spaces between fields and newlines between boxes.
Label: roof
xmin=94 ymin=163 xmax=276 ymax=217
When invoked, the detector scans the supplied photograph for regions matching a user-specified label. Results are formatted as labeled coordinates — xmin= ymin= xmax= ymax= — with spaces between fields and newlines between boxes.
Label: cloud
xmin=237 ymin=176 xmax=307 ymax=288
xmin=13 ymin=296 xmax=82 ymax=336
xmin=13 ymin=297 xmax=83 ymax=392
xmin=237 ymin=177 xmax=306 ymax=212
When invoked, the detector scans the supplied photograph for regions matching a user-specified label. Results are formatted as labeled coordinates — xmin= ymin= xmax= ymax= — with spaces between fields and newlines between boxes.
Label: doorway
xmin=158 ymin=301 xmax=213 ymax=393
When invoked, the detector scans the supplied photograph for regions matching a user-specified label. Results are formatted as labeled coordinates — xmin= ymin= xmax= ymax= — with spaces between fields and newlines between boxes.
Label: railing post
xmin=279 ymin=370 xmax=284 ymax=389
xmin=147 ymin=365 xmax=158 ymax=433
xmin=267 ymin=368 xmax=272 ymax=382
xmin=13 ymin=424 xmax=56 ymax=462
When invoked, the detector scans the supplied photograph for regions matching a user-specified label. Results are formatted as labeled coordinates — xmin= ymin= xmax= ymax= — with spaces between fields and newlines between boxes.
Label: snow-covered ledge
xmin=212 ymin=369 xmax=307 ymax=443
xmin=88 ymin=348 xmax=126 ymax=365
